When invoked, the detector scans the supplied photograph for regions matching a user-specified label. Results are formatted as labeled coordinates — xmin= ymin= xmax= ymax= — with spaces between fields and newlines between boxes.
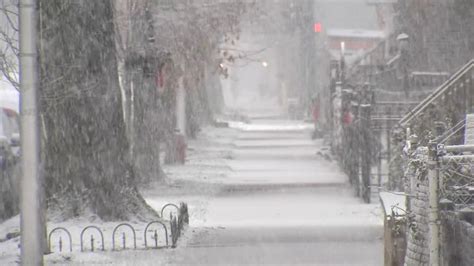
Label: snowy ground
xmin=0 ymin=125 xmax=235 ymax=265
xmin=148 ymin=118 xmax=384 ymax=265
xmin=0 ymin=117 xmax=384 ymax=265
xmin=0 ymin=210 xmax=180 ymax=265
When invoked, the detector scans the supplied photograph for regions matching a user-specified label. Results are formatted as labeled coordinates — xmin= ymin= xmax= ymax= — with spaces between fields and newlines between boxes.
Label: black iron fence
xmin=47 ymin=202 xmax=188 ymax=253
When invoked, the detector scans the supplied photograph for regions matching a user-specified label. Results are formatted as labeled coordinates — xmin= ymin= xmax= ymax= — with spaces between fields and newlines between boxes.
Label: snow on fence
xmin=47 ymin=202 xmax=188 ymax=253
xmin=401 ymin=141 xmax=474 ymax=265
xmin=438 ymin=144 xmax=474 ymax=207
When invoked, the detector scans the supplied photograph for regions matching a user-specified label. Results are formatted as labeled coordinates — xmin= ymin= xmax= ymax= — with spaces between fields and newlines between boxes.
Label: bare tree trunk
xmin=39 ymin=0 xmax=155 ymax=220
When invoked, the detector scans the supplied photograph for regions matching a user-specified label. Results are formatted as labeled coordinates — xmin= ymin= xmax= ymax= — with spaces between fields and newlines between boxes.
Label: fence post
xmin=360 ymin=104 xmax=371 ymax=203
xmin=386 ymin=106 xmax=392 ymax=175
xmin=341 ymin=89 xmax=351 ymax=174
xmin=350 ymin=103 xmax=360 ymax=194
xmin=406 ymin=130 xmax=417 ymax=215
xmin=428 ymin=140 xmax=440 ymax=266
xmin=354 ymin=103 xmax=362 ymax=197
xmin=332 ymin=82 xmax=343 ymax=154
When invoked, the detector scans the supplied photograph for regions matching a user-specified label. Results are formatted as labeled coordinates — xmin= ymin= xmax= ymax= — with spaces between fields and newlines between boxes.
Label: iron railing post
xmin=428 ymin=140 xmax=440 ymax=266
xmin=360 ymin=104 xmax=372 ymax=203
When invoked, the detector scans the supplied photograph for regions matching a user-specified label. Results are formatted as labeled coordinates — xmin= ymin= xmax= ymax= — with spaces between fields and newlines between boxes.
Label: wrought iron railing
xmin=346 ymin=37 xmax=390 ymax=82
xmin=400 ymin=59 xmax=474 ymax=131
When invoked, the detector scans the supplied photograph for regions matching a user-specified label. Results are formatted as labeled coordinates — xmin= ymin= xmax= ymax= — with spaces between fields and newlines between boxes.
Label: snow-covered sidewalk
xmin=0 ymin=120 xmax=384 ymax=265
xmin=161 ymin=119 xmax=384 ymax=265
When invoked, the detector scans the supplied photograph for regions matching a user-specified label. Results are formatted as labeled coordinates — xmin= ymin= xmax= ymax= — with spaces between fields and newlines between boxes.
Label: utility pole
xmin=19 ymin=0 xmax=43 ymax=265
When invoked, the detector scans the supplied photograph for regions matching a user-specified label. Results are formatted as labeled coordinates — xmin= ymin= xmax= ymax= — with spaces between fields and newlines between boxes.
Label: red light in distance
xmin=314 ymin=23 xmax=322 ymax=33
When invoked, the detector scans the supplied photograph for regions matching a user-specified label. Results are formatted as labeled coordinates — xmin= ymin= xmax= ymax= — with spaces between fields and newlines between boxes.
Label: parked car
xmin=0 ymin=87 xmax=20 ymax=161
xmin=0 ymin=107 xmax=20 ymax=164
xmin=0 ymin=88 xmax=20 ymax=220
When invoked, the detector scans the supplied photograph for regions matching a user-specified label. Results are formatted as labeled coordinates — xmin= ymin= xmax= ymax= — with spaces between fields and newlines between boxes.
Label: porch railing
xmin=400 ymin=59 xmax=474 ymax=128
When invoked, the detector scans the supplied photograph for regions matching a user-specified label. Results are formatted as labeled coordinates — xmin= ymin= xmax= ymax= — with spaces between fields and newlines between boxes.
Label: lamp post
xmin=340 ymin=42 xmax=346 ymax=83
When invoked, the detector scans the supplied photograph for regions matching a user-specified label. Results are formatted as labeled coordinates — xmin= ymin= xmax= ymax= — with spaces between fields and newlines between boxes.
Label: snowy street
xmin=2 ymin=0 xmax=472 ymax=264
xmin=149 ymin=117 xmax=384 ymax=265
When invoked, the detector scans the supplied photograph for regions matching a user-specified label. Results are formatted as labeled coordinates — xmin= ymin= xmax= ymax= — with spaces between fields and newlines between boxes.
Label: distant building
xmin=316 ymin=0 xmax=380 ymax=30
xmin=316 ymin=0 xmax=390 ymax=63
xmin=327 ymin=28 xmax=385 ymax=63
